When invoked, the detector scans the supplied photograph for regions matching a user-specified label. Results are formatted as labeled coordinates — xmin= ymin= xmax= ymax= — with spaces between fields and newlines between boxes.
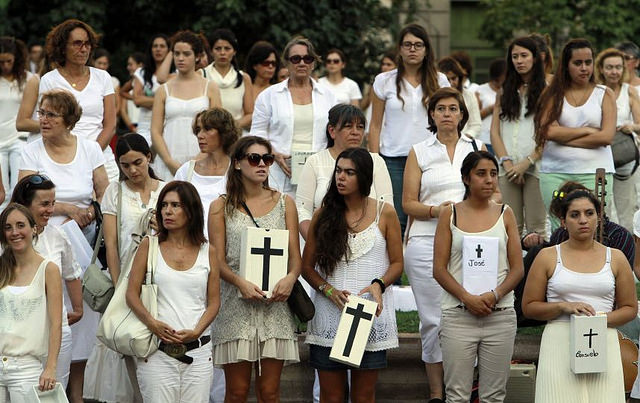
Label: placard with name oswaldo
xmin=329 ymin=295 xmax=378 ymax=368
xmin=462 ymin=235 xmax=498 ymax=295
xmin=290 ymin=150 xmax=315 ymax=185
xmin=570 ymin=313 xmax=607 ymax=374
xmin=239 ymin=226 xmax=289 ymax=298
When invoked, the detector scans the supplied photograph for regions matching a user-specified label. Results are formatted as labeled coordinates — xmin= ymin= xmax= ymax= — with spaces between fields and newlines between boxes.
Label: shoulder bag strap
xmin=471 ymin=139 xmax=478 ymax=152
xmin=90 ymin=223 xmax=104 ymax=265
xmin=240 ymin=201 xmax=260 ymax=228
xmin=117 ymin=182 xmax=122 ymax=254
xmin=145 ymin=236 xmax=159 ymax=285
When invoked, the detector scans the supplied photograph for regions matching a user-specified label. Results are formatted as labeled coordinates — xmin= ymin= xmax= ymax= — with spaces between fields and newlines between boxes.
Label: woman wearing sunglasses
xmin=369 ymin=24 xmax=450 ymax=237
xmin=245 ymin=41 xmax=279 ymax=103
xmin=251 ymin=37 xmax=337 ymax=198
xmin=209 ymin=136 xmax=301 ymax=402
xmin=203 ymin=29 xmax=254 ymax=132
xmin=319 ymin=48 xmax=362 ymax=106
xmin=11 ymin=174 xmax=83 ymax=391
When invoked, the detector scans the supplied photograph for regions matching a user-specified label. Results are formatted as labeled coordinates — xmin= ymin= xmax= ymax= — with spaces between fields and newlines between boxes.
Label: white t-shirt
xmin=39 ymin=67 xmax=114 ymax=142
xmin=475 ymin=82 xmax=497 ymax=144
xmin=372 ymin=69 xmax=450 ymax=156
xmin=318 ymin=77 xmax=362 ymax=105
xmin=20 ymin=136 xmax=106 ymax=226
xmin=0 ymin=71 xmax=33 ymax=148
xmin=133 ymin=67 xmax=161 ymax=139
xmin=174 ymin=160 xmax=228 ymax=235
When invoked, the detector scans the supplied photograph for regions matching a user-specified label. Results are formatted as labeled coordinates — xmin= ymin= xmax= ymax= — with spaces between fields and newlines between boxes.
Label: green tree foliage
xmin=0 ymin=0 xmax=394 ymax=85
xmin=479 ymin=0 xmax=640 ymax=53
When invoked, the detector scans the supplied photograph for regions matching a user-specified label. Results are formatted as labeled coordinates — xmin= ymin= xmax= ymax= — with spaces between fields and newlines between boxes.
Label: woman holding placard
xmin=302 ymin=147 xmax=402 ymax=403
xmin=433 ymin=151 xmax=523 ymax=403
xmin=522 ymin=190 xmax=636 ymax=402
xmin=209 ymin=136 xmax=301 ymax=402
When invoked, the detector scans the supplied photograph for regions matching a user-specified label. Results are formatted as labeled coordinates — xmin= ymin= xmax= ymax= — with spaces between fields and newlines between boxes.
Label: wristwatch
xmin=498 ymin=156 xmax=513 ymax=166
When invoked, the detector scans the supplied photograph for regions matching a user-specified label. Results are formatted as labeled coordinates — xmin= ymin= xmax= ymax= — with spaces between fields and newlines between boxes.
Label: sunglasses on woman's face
xmin=325 ymin=58 xmax=341 ymax=65
xmin=260 ymin=60 xmax=276 ymax=67
xmin=244 ymin=153 xmax=275 ymax=167
xmin=288 ymin=55 xmax=314 ymax=65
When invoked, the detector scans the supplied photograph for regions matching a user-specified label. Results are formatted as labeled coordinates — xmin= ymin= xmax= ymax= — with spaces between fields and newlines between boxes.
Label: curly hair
xmin=170 ymin=30 xmax=204 ymax=65
xmin=191 ymin=108 xmax=239 ymax=154
xmin=45 ymin=19 xmax=100 ymax=67
xmin=0 ymin=37 xmax=28 ymax=90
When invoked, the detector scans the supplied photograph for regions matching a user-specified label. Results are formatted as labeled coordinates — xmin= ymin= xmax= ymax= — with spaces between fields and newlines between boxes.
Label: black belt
xmin=455 ymin=304 xmax=511 ymax=312
xmin=159 ymin=335 xmax=211 ymax=364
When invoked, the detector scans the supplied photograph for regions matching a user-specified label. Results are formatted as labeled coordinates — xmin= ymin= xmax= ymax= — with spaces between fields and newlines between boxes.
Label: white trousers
xmin=137 ymin=343 xmax=213 ymax=403
xmin=404 ymin=235 xmax=443 ymax=363
xmin=56 ymin=325 xmax=72 ymax=389
xmin=208 ymin=367 xmax=225 ymax=403
xmin=0 ymin=355 xmax=42 ymax=403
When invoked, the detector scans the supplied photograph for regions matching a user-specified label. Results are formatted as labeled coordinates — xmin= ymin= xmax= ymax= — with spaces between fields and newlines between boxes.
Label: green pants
xmin=539 ymin=172 xmax=613 ymax=232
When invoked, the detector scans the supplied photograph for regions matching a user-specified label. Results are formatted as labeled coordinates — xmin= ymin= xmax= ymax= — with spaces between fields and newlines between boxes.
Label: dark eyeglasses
xmin=325 ymin=58 xmax=341 ymax=65
xmin=244 ymin=153 xmax=275 ymax=167
xmin=26 ymin=174 xmax=51 ymax=186
xmin=260 ymin=60 xmax=277 ymax=67
xmin=288 ymin=55 xmax=315 ymax=65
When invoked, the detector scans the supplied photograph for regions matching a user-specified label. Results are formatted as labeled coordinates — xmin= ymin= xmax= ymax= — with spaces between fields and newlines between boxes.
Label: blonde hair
xmin=595 ymin=48 xmax=629 ymax=85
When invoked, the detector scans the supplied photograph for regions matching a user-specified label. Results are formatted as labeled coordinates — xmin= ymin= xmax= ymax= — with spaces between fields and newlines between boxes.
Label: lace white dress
xmin=306 ymin=200 xmax=399 ymax=351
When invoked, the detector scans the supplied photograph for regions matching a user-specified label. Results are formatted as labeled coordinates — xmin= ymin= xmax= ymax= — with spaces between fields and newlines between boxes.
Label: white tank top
xmin=0 ymin=259 xmax=51 ymax=358
xmin=541 ymin=85 xmax=615 ymax=173
xmin=546 ymin=245 xmax=615 ymax=322
xmin=291 ymin=103 xmax=314 ymax=151
xmin=155 ymin=242 xmax=211 ymax=336
xmin=616 ymin=83 xmax=632 ymax=126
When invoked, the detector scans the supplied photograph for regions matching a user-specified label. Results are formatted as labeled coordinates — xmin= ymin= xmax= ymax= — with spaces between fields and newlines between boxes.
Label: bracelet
xmin=491 ymin=289 xmax=500 ymax=303
xmin=526 ymin=156 xmax=535 ymax=165
xmin=428 ymin=205 xmax=434 ymax=219
xmin=371 ymin=278 xmax=386 ymax=293
xmin=325 ymin=286 xmax=334 ymax=298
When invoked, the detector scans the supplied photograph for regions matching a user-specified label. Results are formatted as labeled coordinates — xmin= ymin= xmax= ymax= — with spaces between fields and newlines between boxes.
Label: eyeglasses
xmin=288 ymin=55 xmax=315 ymax=65
xmin=243 ymin=153 xmax=275 ymax=167
xmin=624 ymin=54 xmax=637 ymax=61
xmin=26 ymin=174 xmax=51 ymax=187
xmin=401 ymin=41 xmax=425 ymax=51
xmin=37 ymin=109 xmax=62 ymax=120
xmin=68 ymin=40 xmax=91 ymax=50
xmin=260 ymin=60 xmax=277 ymax=67
xmin=325 ymin=58 xmax=341 ymax=65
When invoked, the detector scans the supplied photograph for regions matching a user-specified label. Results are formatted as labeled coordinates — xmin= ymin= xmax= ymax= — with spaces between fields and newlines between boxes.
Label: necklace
xmin=568 ymin=86 xmax=590 ymax=107
xmin=60 ymin=67 xmax=88 ymax=88
xmin=348 ymin=198 xmax=369 ymax=231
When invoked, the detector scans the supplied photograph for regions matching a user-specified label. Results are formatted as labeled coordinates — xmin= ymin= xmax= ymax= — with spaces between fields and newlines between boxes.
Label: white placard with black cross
xmin=570 ymin=313 xmax=607 ymax=374
xmin=239 ymin=226 xmax=289 ymax=298
xmin=290 ymin=150 xmax=315 ymax=185
xmin=329 ymin=295 xmax=378 ymax=368
xmin=462 ymin=235 xmax=499 ymax=295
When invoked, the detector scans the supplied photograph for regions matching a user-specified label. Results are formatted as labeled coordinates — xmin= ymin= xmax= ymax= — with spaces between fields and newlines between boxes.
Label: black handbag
xmin=611 ymin=131 xmax=639 ymax=179
xmin=240 ymin=201 xmax=315 ymax=322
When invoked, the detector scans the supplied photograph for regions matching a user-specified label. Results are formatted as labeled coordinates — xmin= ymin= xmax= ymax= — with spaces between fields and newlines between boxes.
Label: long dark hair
xmin=500 ymin=36 xmax=546 ymax=121
xmin=396 ymin=24 xmax=439 ymax=110
xmin=0 ymin=204 xmax=37 ymax=289
xmin=0 ymin=36 xmax=27 ymax=90
xmin=325 ymin=104 xmax=366 ymax=148
xmin=560 ymin=190 xmax=601 ymax=220
xmin=245 ymin=41 xmax=279 ymax=84
xmin=437 ymin=56 xmax=465 ymax=92
xmin=314 ymin=148 xmax=373 ymax=276
xmin=534 ymin=39 xmax=594 ymax=148
xmin=210 ymin=28 xmax=242 ymax=88
xmin=115 ymin=133 xmax=159 ymax=182
xmin=11 ymin=174 xmax=55 ymax=207
xmin=155 ymin=181 xmax=206 ymax=245
xmin=143 ymin=34 xmax=171 ymax=88
xmin=224 ymin=136 xmax=273 ymax=215
xmin=460 ymin=151 xmax=498 ymax=200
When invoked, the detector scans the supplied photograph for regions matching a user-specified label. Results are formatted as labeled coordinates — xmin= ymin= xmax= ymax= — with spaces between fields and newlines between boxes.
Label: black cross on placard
xmin=583 ymin=328 xmax=598 ymax=349
xmin=476 ymin=244 xmax=483 ymax=258
xmin=251 ymin=237 xmax=284 ymax=291
xmin=343 ymin=303 xmax=374 ymax=357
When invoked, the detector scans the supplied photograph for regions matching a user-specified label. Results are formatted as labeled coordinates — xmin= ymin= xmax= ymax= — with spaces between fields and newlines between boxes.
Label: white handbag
xmin=97 ymin=235 xmax=159 ymax=357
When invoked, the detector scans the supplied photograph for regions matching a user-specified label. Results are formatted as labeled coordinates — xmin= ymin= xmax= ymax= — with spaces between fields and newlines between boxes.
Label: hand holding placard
xmin=330 ymin=295 xmax=378 ymax=368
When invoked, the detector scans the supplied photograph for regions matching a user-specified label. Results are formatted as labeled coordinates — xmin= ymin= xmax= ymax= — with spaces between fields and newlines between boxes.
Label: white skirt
xmin=83 ymin=340 xmax=137 ymax=403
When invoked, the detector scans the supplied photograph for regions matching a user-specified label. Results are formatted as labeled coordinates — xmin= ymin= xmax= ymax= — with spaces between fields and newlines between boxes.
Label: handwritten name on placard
xmin=570 ymin=314 xmax=607 ymax=374
xmin=462 ymin=235 xmax=498 ymax=295
xmin=291 ymin=150 xmax=315 ymax=185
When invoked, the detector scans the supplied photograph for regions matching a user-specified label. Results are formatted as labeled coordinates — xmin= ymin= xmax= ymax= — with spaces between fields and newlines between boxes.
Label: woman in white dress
xmin=0 ymin=204 xmax=63 ymax=399
xmin=522 ymin=190 xmax=637 ymax=402
xmin=11 ymin=174 xmax=84 ymax=390
xmin=203 ymin=29 xmax=253 ymax=131
xmin=39 ymin=19 xmax=119 ymax=181
xmin=151 ymin=30 xmax=221 ymax=181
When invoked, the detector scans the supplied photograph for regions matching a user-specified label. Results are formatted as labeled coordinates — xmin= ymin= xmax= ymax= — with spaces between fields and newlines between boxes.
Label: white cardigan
xmin=250 ymin=78 xmax=337 ymax=155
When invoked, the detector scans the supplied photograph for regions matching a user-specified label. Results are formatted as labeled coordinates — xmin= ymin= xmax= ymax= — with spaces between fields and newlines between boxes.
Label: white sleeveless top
xmin=0 ymin=259 xmax=52 ymax=358
xmin=541 ymin=85 xmax=615 ymax=173
xmin=616 ymin=83 xmax=632 ymax=126
xmin=547 ymin=245 xmax=615 ymax=322
xmin=408 ymin=135 xmax=482 ymax=238
xmin=442 ymin=204 xmax=514 ymax=310
xmin=291 ymin=103 xmax=314 ymax=151
xmin=306 ymin=200 xmax=399 ymax=351
xmin=155 ymin=242 xmax=211 ymax=336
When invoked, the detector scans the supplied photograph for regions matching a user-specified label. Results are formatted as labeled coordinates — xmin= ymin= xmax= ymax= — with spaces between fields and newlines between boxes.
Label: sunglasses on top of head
xmin=243 ymin=153 xmax=275 ymax=167
xmin=288 ymin=55 xmax=315 ymax=65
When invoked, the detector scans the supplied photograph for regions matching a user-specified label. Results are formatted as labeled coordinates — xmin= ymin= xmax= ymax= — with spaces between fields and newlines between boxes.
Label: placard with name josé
xmin=239 ymin=226 xmax=289 ymax=298
xmin=570 ymin=313 xmax=607 ymax=374
xmin=462 ymin=235 xmax=499 ymax=295
xmin=290 ymin=150 xmax=315 ymax=185
xmin=329 ymin=295 xmax=378 ymax=368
